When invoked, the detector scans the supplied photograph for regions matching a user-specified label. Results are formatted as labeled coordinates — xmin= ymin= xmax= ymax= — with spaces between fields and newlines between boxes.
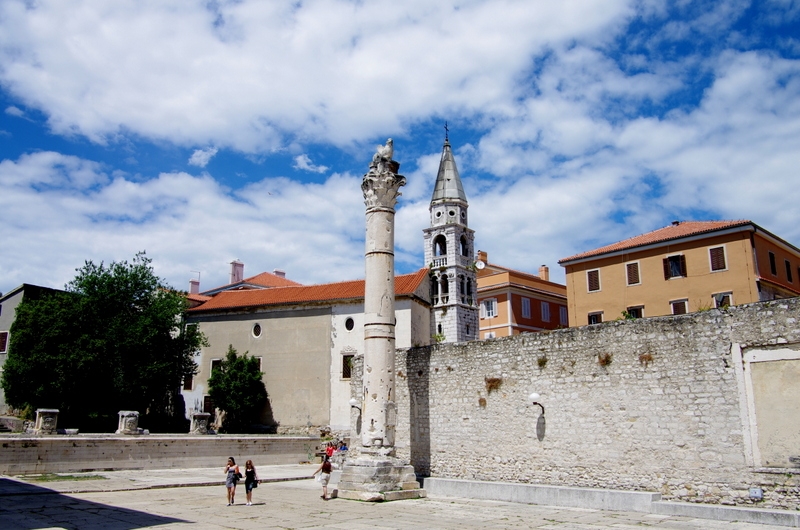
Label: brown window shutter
xmin=710 ymin=247 xmax=726 ymax=271
xmin=663 ymin=258 xmax=670 ymax=280
xmin=679 ymin=255 xmax=687 ymax=277
xmin=626 ymin=263 xmax=640 ymax=285
xmin=587 ymin=270 xmax=600 ymax=292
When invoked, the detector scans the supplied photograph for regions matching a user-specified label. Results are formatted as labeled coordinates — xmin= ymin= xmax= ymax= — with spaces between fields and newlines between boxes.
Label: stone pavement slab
xmin=0 ymin=477 xmax=791 ymax=530
xmin=0 ymin=466 xmax=795 ymax=529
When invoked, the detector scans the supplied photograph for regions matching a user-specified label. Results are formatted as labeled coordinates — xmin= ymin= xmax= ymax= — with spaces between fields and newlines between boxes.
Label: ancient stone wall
xmin=358 ymin=298 xmax=800 ymax=510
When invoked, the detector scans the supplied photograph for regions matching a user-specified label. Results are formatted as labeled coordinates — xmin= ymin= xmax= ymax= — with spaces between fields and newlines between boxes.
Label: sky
xmin=1 ymin=0 xmax=799 ymax=296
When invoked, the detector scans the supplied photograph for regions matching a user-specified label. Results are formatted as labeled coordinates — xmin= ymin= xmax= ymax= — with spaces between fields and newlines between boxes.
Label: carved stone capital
xmin=362 ymin=169 xmax=407 ymax=210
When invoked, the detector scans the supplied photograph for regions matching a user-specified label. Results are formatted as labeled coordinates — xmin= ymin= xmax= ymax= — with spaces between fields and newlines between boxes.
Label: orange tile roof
xmin=187 ymin=293 xmax=212 ymax=303
xmin=189 ymin=268 xmax=429 ymax=313
xmin=244 ymin=272 xmax=302 ymax=288
xmin=559 ymin=220 xmax=752 ymax=264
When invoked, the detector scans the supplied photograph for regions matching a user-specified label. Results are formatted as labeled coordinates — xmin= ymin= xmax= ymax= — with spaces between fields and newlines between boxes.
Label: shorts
xmin=245 ymin=481 xmax=256 ymax=492
xmin=319 ymin=473 xmax=331 ymax=486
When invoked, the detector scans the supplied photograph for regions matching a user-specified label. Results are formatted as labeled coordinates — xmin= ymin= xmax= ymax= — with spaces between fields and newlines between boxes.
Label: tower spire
xmin=431 ymin=131 xmax=467 ymax=204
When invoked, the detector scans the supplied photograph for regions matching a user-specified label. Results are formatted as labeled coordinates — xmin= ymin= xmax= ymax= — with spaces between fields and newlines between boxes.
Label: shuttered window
xmin=626 ymin=262 xmax=640 ymax=285
xmin=0 ymin=331 xmax=8 ymax=353
xmin=709 ymin=247 xmax=726 ymax=271
xmin=663 ymin=255 xmax=687 ymax=279
xmin=671 ymin=300 xmax=687 ymax=315
xmin=769 ymin=252 xmax=777 ymax=275
xmin=786 ymin=260 xmax=793 ymax=283
xmin=587 ymin=270 xmax=600 ymax=292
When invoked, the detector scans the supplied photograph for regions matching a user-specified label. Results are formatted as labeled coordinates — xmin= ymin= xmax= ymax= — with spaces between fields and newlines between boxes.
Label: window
xmin=626 ymin=262 xmax=640 ymax=285
xmin=460 ymin=235 xmax=469 ymax=256
xmin=663 ymin=255 xmax=687 ymax=279
xmin=587 ymin=269 xmax=601 ymax=292
xmin=252 ymin=323 xmax=262 ymax=337
xmin=769 ymin=252 xmax=777 ymax=275
xmin=559 ymin=306 xmax=568 ymax=325
xmin=541 ymin=301 xmax=551 ymax=322
xmin=713 ymin=292 xmax=732 ymax=308
xmin=211 ymin=359 xmax=222 ymax=374
xmin=481 ymin=298 xmax=497 ymax=319
xmin=183 ymin=373 xmax=193 ymax=390
xmin=671 ymin=300 xmax=688 ymax=315
xmin=433 ymin=235 xmax=447 ymax=256
xmin=709 ymin=246 xmax=726 ymax=271
xmin=342 ymin=354 xmax=354 ymax=379
xmin=626 ymin=306 xmax=643 ymax=319
xmin=587 ymin=312 xmax=603 ymax=325
xmin=521 ymin=297 xmax=531 ymax=318
xmin=786 ymin=260 xmax=793 ymax=283
xmin=485 ymin=331 xmax=496 ymax=339
xmin=345 ymin=317 xmax=355 ymax=331
xmin=0 ymin=331 xmax=8 ymax=353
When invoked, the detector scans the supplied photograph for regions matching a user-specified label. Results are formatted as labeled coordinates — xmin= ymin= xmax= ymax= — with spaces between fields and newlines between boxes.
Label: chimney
xmin=477 ymin=250 xmax=488 ymax=264
xmin=672 ymin=220 xmax=681 ymax=226
xmin=538 ymin=265 xmax=550 ymax=282
xmin=189 ymin=278 xmax=200 ymax=294
xmin=273 ymin=269 xmax=286 ymax=278
xmin=230 ymin=260 xmax=244 ymax=284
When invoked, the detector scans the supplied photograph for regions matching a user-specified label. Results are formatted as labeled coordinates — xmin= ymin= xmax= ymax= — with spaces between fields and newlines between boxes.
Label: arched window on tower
xmin=460 ymin=235 xmax=469 ymax=257
xmin=433 ymin=235 xmax=447 ymax=257
xmin=467 ymin=278 xmax=474 ymax=306
xmin=440 ymin=275 xmax=449 ymax=304
xmin=431 ymin=274 xmax=440 ymax=305
xmin=459 ymin=275 xmax=466 ymax=304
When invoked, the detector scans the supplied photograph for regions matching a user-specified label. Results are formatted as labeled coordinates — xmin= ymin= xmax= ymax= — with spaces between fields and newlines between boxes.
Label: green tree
xmin=0 ymin=252 xmax=206 ymax=432
xmin=208 ymin=345 xmax=268 ymax=433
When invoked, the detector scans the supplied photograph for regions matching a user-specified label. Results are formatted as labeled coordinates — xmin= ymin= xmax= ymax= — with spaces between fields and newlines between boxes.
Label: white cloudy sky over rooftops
xmin=1 ymin=0 xmax=799 ymax=295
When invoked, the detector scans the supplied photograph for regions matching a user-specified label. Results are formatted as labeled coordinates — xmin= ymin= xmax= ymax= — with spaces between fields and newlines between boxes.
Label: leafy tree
xmin=0 ymin=252 xmax=206 ymax=432
xmin=208 ymin=345 xmax=268 ymax=433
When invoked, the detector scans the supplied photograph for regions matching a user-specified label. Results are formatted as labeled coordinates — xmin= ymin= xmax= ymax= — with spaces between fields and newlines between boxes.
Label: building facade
xmin=474 ymin=251 xmax=568 ymax=339
xmin=422 ymin=137 xmax=479 ymax=343
xmin=183 ymin=269 xmax=431 ymax=434
xmin=559 ymin=220 xmax=800 ymax=327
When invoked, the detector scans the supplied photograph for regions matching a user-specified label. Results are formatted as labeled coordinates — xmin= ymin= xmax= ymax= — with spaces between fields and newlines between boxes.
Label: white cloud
xmin=5 ymin=106 xmax=25 ymax=117
xmin=0 ymin=0 xmax=631 ymax=151
xmin=188 ymin=147 xmax=218 ymax=167
xmin=0 ymin=151 xmax=367 ymax=295
xmin=293 ymin=154 xmax=328 ymax=174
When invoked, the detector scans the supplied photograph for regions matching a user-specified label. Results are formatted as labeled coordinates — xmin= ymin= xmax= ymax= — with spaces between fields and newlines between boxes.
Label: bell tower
xmin=422 ymin=130 xmax=478 ymax=343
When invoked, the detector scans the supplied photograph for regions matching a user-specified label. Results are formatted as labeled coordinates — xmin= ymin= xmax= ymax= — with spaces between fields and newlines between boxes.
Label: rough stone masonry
xmin=353 ymin=297 xmax=800 ymax=510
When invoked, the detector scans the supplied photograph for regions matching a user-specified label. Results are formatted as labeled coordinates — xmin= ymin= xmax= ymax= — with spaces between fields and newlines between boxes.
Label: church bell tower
xmin=422 ymin=131 xmax=478 ymax=343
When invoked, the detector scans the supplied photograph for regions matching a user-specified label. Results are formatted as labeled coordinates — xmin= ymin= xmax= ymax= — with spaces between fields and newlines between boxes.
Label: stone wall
xmin=0 ymin=435 xmax=319 ymax=474
xmin=356 ymin=298 xmax=800 ymax=510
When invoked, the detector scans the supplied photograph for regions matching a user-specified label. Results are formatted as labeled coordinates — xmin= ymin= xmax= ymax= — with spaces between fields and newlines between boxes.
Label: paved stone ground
xmin=0 ymin=466 xmax=790 ymax=529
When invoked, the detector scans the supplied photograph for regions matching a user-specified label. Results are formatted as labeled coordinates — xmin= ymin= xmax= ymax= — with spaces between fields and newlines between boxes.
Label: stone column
xmin=116 ymin=411 xmax=140 ymax=434
xmin=34 ymin=409 xmax=59 ymax=435
xmin=338 ymin=139 xmax=425 ymax=501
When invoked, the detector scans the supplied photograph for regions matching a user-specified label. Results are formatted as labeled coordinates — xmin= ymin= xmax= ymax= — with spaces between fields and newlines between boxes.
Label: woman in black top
xmin=313 ymin=456 xmax=333 ymax=500
xmin=244 ymin=459 xmax=259 ymax=506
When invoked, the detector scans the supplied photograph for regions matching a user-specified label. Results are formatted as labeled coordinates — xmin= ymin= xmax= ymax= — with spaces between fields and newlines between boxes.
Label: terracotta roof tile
xmin=189 ymin=268 xmax=429 ymax=313
xmin=244 ymin=272 xmax=302 ymax=288
xmin=559 ymin=220 xmax=752 ymax=264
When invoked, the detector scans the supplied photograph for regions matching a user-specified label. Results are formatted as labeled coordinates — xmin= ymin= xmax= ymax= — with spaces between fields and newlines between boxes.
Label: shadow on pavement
xmin=0 ymin=478 xmax=186 ymax=530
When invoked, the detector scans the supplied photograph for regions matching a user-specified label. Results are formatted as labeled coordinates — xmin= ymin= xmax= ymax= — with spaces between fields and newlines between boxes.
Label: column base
xmin=336 ymin=456 xmax=426 ymax=502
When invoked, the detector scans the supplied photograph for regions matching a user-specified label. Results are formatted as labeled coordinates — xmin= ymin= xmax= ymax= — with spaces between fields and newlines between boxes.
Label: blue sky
xmin=1 ymin=0 xmax=799 ymax=295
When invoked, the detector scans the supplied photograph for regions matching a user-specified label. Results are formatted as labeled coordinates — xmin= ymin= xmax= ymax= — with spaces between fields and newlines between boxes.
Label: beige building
xmin=559 ymin=220 xmax=800 ymax=327
xmin=475 ymin=251 xmax=568 ymax=339
xmin=182 ymin=267 xmax=430 ymax=434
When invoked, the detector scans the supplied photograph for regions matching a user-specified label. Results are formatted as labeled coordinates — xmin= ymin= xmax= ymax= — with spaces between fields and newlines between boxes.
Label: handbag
xmin=252 ymin=480 xmax=258 ymax=488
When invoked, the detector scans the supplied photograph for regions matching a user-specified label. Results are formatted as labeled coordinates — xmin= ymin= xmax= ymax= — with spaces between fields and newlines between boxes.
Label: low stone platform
xmin=336 ymin=457 xmax=425 ymax=502
xmin=0 ymin=434 xmax=320 ymax=474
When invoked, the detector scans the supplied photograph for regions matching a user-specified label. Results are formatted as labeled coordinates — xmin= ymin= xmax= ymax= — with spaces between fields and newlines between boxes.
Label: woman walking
xmin=224 ymin=457 xmax=241 ymax=506
xmin=313 ymin=455 xmax=333 ymax=500
xmin=244 ymin=459 xmax=259 ymax=506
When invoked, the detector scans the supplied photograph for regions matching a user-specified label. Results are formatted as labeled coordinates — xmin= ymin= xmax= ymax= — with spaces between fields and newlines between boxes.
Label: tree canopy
xmin=208 ymin=345 xmax=268 ymax=433
xmin=1 ymin=252 xmax=205 ymax=432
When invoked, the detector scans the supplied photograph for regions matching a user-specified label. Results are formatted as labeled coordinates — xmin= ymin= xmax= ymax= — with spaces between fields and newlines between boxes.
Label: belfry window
xmin=433 ymin=235 xmax=447 ymax=257
xmin=460 ymin=235 xmax=469 ymax=256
